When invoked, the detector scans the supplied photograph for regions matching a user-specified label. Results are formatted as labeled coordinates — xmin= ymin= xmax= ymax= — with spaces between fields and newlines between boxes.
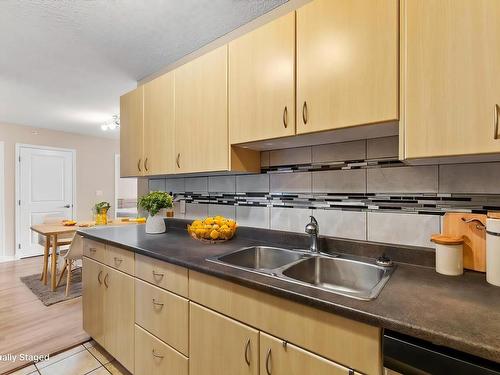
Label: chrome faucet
xmin=305 ymin=216 xmax=319 ymax=254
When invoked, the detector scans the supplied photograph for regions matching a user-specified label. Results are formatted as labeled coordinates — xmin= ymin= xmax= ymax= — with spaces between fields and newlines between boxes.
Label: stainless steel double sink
xmin=207 ymin=246 xmax=394 ymax=301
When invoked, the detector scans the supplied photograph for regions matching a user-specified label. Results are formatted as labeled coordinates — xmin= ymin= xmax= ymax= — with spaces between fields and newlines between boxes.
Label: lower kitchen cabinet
xmin=135 ymin=278 xmax=189 ymax=356
xmin=82 ymin=257 xmax=134 ymax=372
xmin=260 ymin=332 xmax=357 ymax=375
xmin=82 ymin=257 xmax=105 ymax=346
xmin=189 ymin=303 xmax=259 ymax=375
xmin=135 ymin=324 xmax=188 ymax=375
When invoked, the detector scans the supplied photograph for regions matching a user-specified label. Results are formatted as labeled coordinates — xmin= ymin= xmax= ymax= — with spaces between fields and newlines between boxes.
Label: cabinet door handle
xmin=152 ymin=298 xmax=164 ymax=309
xmin=283 ymin=106 xmax=288 ymax=128
xmin=265 ymin=348 xmax=272 ymax=375
xmin=152 ymin=349 xmax=164 ymax=359
xmin=113 ymin=257 xmax=123 ymax=265
xmin=97 ymin=270 xmax=103 ymax=285
xmin=138 ymin=159 xmax=142 ymax=172
xmin=89 ymin=247 xmax=97 ymax=253
xmin=144 ymin=157 xmax=149 ymax=172
xmin=152 ymin=270 xmax=165 ymax=280
xmin=244 ymin=339 xmax=251 ymax=366
xmin=176 ymin=153 xmax=181 ymax=168
xmin=104 ymin=273 xmax=109 ymax=288
xmin=494 ymin=104 xmax=499 ymax=140
xmin=302 ymin=101 xmax=308 ymax=125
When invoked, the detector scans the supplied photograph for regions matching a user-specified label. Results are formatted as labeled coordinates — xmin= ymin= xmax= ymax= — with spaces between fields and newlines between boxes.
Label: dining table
xmin=30 ymin=220 xmax=140 ymax=291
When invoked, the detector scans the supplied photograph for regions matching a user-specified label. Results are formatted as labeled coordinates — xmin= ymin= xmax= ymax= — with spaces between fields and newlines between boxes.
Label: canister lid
xmin=487 ymin=218 xmax=500 ymax=235
xmin=430 ymin=234 xmax=464 ymax=245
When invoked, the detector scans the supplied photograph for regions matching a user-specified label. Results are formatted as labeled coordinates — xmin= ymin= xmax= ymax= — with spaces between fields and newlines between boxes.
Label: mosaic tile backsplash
xmin=148 ymin=136 xmax=500 ymax=249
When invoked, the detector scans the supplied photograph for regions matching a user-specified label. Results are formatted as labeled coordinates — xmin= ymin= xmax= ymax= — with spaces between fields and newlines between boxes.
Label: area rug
xmin=20 ymin=268 xmax=82 ymax=306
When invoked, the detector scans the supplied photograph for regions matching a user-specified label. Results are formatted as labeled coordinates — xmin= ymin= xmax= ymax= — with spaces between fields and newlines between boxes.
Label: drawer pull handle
xmin=138 ymin=159 xmax=142 ymax=172
xmin=176 ymin=153 xmax=181 ymax=169
xmin=244 ymin=339 xmax=251 ymax=366
xmin=144 ymin=157 xmax=149 ymax=172
xmin=89 ymin=248 xmax=97 ymax=253
xmin=152 ymin=270 xmax=165 ymax=280
xmin=152 ymin=298 xmax=164 ymax=308
xmin=97 ymin=270 xmax=103 ymax=285
xmin=152 ymin=349 xmax=164 ymax=359
xmin=283 ymin=106 xmax=288 ymax=128
xmin=113 ymin=257 xmax=123 ymax=264
xmin=494 ymin=104 xmax=499 ymax=140
xmin=104 ymin=273 xmax=109 ymax=288
xmin=265 ymin=348 xmax=272 ymax=375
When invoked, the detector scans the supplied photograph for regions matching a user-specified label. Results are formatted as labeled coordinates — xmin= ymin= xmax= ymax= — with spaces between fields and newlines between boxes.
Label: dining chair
xmin=56 ymin=234 xmax=83 ymax=296
xmin=38 ymin=217 xmax=74 ymax=283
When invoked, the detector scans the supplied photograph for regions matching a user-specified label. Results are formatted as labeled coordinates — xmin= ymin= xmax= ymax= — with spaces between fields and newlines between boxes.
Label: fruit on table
xmin=188 ymin=216 xmax=237 ymax=241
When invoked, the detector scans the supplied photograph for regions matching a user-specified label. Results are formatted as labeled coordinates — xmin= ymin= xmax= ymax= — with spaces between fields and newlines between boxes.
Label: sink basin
xmin=281 ymin=256 xmax=393 ymax=300
xmin=213 ymin=246 xmax=310 ymax=271
xmin=208 ymin=246 xmax=394 ymax=301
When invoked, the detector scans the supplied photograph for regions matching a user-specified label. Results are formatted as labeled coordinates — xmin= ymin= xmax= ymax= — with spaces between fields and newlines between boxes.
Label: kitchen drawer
xmin=83 ymin=239 xmax=106 ymax=263
xmin=135 ymin=253 xmax=188 ymax=297
xmin=105 ymin=245 xmax=134 ymax=275
xmin=135 ymin=324 xmax=188 ymax=375
xmin=135 ymin=279 xmax=189 ymax=356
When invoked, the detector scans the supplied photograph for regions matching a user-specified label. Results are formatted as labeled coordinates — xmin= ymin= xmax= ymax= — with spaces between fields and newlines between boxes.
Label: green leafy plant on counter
xmin=93 ymin=201 xmax=111 ymax=214
xmin=138 ymin=191 xmax=173 ymax=216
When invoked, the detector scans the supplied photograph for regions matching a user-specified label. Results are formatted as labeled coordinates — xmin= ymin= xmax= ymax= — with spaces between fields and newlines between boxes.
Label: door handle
xmin=265 ymin=348 xmax=272 ymax=374
xmin=494 ymin=104 xmax=499 ymax=140
xmin=244 ymin=339 xmax=251 ymax=366
xmin=63 ymin=204 xmax=71 ymax=208
xmin=283 ymin=106 xmax=288 ymax=128
xmin=138 ymin=159 xmax=142 ymax=172
xmin=104 ymin=273 xmax=109 ymax=288
xmin=176 ymin=153 xmax=181 ymax=169
xmin=144 ymin=158 xmax=149 ymax=172
xmin=302 ymin=101 xmax=308 ymax=125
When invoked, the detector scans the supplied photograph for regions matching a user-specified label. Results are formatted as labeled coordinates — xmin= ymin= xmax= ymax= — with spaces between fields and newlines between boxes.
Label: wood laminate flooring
xmin=0 ymin=257 xmax=89 ymax=374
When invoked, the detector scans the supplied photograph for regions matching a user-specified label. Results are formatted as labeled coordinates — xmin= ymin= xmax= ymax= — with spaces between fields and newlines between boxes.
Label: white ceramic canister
xmin=486 ymin=218 xmax=500 ymax=286
xmin=431 ymin=235 xmax=464 ymax=276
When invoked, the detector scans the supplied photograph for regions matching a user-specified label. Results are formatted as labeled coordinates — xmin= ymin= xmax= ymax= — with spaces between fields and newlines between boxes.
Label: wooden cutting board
xmin=442 ymin=213 xmax=486 ymax=272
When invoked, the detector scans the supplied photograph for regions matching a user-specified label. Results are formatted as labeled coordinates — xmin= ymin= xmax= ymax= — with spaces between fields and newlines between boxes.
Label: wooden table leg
xmin=51 ymin=234 xmax=58 ymax=291
xmin=40 ymin=236 xmax=50 ymax=284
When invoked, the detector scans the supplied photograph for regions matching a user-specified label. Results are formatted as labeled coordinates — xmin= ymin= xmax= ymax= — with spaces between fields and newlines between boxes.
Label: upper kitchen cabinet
xmin=296 ymin=0 xmax=398 ymax=135
xmin=120 ymin=86 xmax=144 ymax=177
xmin=229 ymin=12 xmax=295 ymax=144
xmin=402 ymin=0 xmax=500 ymax=159
xmin=175 ymin=45 xmax=260 ymax=174
xmin=143 ymin=72 xmax=175 ymax=175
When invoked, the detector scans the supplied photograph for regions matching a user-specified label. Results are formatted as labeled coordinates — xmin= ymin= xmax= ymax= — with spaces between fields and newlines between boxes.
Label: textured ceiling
xmin=0 ymin=0 xmax=287 ymax=138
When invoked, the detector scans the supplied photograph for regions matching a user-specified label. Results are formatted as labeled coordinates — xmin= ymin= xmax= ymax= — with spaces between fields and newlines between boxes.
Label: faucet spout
xmin=305 ymin=215 xmax=320 ymax=254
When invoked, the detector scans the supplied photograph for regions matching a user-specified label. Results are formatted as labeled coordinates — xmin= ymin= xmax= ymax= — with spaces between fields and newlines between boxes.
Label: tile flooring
xmin=9 ymin=340 xmax=130 ymax=375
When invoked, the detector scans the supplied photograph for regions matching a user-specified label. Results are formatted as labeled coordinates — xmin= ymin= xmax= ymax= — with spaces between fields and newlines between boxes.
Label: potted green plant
xmin=93 ymin=201 xmax=111 ymax=225
xmin=138 ymin=191 xmax=173 ymax=233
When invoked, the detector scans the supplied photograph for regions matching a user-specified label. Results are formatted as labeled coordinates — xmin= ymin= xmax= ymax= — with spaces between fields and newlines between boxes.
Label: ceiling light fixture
xmin=101 ymin=114 xmax=120 ymax=131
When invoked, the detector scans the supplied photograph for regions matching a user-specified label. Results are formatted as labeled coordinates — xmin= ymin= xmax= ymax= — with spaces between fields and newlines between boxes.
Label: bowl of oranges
xmin=187 ymin=216 xmax=237 ymax=244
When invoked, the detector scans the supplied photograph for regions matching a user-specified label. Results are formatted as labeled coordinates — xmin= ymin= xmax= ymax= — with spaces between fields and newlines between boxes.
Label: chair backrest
xmin=65 ymin=235 xmax=83 ymax=260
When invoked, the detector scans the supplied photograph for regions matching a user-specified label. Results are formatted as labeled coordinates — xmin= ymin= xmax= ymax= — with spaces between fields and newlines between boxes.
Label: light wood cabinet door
xmin=402 ymin=0 xmax=500 ymax=158
xmin=229 ymin=12 xmax=295 ymax=144
xmin=260 ymin=332 xmax=354 ymax=375
xmin=296 ymin=0 xmax=398 ymax=134
xmin=82 ymin=257 xmax=105 ymax=347
xmin=120 ymin=86 xmax=144 ymax=177
xmin=190 ymin=303 xmax=259 ymax=375
xmin=174 ymin=46 xmax=229 ymax=173
xmin=143 ymin=72 xmax=175 ymax=175
xmin=135 ymin=325 xmax=188 ymax=375
xmin=103 ymin=265 xmax=134 ymax=373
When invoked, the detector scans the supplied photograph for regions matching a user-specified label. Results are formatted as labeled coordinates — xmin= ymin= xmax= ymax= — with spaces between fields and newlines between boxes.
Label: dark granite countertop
xmin=78 ymin=222 xmax=500 ymax=364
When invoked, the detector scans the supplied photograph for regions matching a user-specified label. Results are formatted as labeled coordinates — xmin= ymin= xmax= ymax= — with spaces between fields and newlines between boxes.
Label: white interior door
xmin=17 ymin=145 xmax=74 ymax=257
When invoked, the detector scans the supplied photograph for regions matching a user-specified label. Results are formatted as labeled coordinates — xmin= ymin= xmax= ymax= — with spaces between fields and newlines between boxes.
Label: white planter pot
xmin=145 ymin=210 xmax=166 ymax=234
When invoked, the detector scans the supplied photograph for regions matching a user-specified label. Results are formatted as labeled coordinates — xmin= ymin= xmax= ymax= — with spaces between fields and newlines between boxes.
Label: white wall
xmin=0 ymin=122 xmax=119 ymax=257
xmin=0 ymin=142 xmax=5 ymax=258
